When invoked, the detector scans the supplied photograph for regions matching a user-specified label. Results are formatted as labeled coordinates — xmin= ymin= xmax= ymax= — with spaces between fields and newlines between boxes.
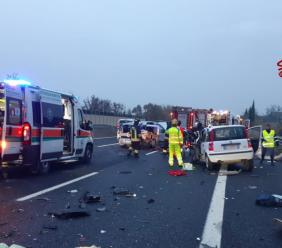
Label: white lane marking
xmin=94 ymin=136 xmax=116 ymax=140
xmin=16 ymin=172 xmax=99 ymax=202
xmin=145 ymin=151 xmax=158 ymax=156
xmin=97 ymin=143 xmax=119 ymax=148
xmin=199 ymin=166 xmax=227 ymax=248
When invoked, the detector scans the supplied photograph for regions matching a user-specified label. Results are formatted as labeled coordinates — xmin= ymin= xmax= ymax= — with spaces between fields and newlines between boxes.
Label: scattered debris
xmin=183 ymin=163 xmax=195 ymax=171
xmin=113 ymin=188 xmax=136 ymax=198
xmin=168 ymin=170 xmax=187 ymax=177
xmin=139 ymin=186 xmax=144 ymax=189
xmin=48 ymin=211 xmax=91 ymax=220
xmin=119 ymin=171 xmax=132 ymax=174
xmin=75 ymin=245 xmax=101 ymax=248
xmin=42 ymin=225 xmax=58 ymax=231
xmin=196 ymin=237 xmax=201 ymax=241
xmin=36 ymin=197 xmax=51 ymax=202
xmin=96 ymin=207 xmax=106 ymax=212
xmin=256 ymin=194 xmax=282 ymax=207
xmin=83 ymin=192 xmax=101 ymax=204
xmin=68 ymin=189 xmax=78 ymax=194
xmin=219 ymin=170 xmax=241 ymax=176
xmin=147 ymin=199 xmax=155 ymax=204
xmin=65 ymin=202 xmax=71 ymax=209
xmin=119 ymin=227 xmax=126 ymax=231
xmin=100 ymin=230 xmax=107 ymax=234
xmin=248 ymin=186 xmax=258 ymax=190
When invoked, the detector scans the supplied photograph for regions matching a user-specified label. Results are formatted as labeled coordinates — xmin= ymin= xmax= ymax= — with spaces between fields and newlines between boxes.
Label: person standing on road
xmin=128 ymin=119 xmax=141 ymax=158
xmin=166 ymin=119 xmax=184 ymax=168
xmin=261 ymin=124 xmax=278 ymax=165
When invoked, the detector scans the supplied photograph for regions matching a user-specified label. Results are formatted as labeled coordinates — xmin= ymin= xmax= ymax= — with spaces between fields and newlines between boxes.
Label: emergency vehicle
xmin=171 ymin=106 xmax=212 ymax=130
xmin=0 ymin=79 xmax=94 ymax=174
xmin=209 ymin=110 xmax=231 ymax=126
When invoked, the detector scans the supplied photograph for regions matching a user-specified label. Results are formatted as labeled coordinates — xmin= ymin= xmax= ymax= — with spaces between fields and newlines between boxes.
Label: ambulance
xmin=0 ymin=79 xmax=94 ymax=174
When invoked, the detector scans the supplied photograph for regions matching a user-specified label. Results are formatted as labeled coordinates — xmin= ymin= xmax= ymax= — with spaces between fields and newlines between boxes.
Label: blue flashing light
xmin=3 ymin=79 xmax=32 ymax=87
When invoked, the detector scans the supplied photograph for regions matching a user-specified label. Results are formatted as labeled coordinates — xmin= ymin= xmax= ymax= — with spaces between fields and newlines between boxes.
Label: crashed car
xmin=118 ymin=123 xmax=133 ymax=147
xmin=140 ymin=124 xmax=160 ymax=148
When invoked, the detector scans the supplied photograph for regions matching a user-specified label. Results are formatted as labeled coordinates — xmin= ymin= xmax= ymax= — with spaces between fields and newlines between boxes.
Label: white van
xmin=200 ymin=125 xmax=254 ymax=171
xmin=0 ymin=79 xmax=94 ymax=174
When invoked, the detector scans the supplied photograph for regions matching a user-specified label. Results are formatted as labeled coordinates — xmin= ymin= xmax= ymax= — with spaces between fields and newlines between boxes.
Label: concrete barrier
xmin=85 ymin=114 xmax=124 ymax=127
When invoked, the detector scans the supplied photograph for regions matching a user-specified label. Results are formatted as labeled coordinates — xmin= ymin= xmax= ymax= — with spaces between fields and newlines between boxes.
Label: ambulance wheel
xmin=30 ymin=161 xmax=50 ymax=175
xmin=81 ymin=144 xmax=93 ymax=164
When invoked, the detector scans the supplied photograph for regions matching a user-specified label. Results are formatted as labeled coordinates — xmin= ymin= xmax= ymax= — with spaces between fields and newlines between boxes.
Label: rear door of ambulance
xmin=39 ymin=90 xmax=64 ymax=161
xmin=0 ymin=83 xmax=23 ymax=162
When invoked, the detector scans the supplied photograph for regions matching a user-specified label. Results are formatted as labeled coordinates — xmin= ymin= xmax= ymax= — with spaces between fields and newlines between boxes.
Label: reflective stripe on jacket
xmin=130 ymin=127 xmax=140 ymax=142
xmin=262 ymin=130 xmax=275 ymax=148
xmin=166 ymin=127 xmax=183 ymax=145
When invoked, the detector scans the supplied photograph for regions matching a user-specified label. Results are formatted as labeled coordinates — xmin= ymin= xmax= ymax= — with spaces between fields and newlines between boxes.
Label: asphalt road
xmin=0 ymin=137 xmax=282 ymax=248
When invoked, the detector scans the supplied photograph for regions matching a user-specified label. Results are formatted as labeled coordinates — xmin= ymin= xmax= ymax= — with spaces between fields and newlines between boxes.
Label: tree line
xmin=83 ymin=95 xmax=171 ymax=121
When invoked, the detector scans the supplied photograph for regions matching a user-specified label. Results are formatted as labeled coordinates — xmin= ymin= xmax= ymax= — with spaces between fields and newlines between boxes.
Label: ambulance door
xmin=1 ymin=84 xmax=23 ymax=161
xmin=74 ymin=107 xmax=91 ymax=156
xmin=40 ymin=90 xmax=64 ymax=161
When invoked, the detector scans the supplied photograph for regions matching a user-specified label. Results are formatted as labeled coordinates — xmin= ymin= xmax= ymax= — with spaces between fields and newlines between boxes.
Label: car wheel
xmin=243 ymin=159 xmax=254 ymax=172
xmin=81 ymin=144 xmax=93 ymax=164
xmin=205 ymin=156 xmax=215 ymax=171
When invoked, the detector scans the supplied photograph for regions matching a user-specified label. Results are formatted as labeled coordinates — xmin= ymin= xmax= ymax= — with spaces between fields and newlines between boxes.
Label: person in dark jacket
xmin=128 ymin=119 xmax=141 ymax=157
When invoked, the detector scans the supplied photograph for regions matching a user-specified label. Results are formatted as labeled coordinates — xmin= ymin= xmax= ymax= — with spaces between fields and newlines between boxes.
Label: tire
xmin=30 ymin=161 xmax=50 ymax=175
xmin=205 ymin=156 xmax=215 ymax=171
xmin=81 ymin=144 xmax=93 ymax=164
xmin=243 ymin=159 xmax=254 ymax=172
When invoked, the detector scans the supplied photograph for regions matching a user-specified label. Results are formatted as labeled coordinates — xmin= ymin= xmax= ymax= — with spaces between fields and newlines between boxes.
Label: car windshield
xmin=121 ymin=124 xmax=132 ymax=133
xmin=213 ymin=126 xmax=246 ymax=141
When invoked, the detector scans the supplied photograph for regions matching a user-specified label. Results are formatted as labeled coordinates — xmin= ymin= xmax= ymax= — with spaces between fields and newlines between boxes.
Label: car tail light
xmin=209 ymin=130 xmax=215 ymax=142
xmin=248 ymin=139 xmax=252 ymax=149
xmin=23 ymin=122 xmax=31 ymax=145
xmin=209 ymin=142 xmax=214 ymax=151
xmin=1 ymin=140 xmax=7 ymax=150
xmin=244 ymin=128 xmax=249 ymax=138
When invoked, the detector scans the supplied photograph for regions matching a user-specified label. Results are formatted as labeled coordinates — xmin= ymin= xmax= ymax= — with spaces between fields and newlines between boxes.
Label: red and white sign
xmin=277 ymin=60 xmax=282 ymax=77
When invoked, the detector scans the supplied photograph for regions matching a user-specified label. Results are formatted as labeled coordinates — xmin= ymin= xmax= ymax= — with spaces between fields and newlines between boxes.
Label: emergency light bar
xmin=3 ymin=79 xmax=32 ymax=87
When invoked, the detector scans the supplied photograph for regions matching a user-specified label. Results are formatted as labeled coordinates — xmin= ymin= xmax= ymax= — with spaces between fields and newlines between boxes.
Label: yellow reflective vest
xmin=166 ymin=127 xmax=183 ymax=145
xmin=130 ymin=126 xmax=140 ymax=142
xmin=262 ymin=130 xmax=275 ymax=148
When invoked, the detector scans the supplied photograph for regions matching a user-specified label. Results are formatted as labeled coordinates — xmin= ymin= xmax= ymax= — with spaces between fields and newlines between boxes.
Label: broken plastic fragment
xmin=113 ymin=188 xmax=136 ymax=198
xmin=147 ymin=199 xmax=155 ymax=204
xmin=96 ymin=207 xmax=106 ymax=212
xmin=68 ymin=190 xmax=78 ymax=194
xmin=100 ymin=230 xmax=107 ymax=234
xmin=48 ymin=211 xmax=91 ymax=220
xmin=83 ymin=192 xmax=101 ymax=204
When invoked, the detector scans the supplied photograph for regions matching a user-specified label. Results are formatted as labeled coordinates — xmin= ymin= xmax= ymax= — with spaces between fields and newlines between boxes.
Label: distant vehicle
xmin=141 ymin=124 xmax=160 ymax=148
xmin=199 ymin=125 xmax=254 ymax=171
xmin=118 ymin=123 xmax=133 ymax=147
xmin=117 ymin=118 xmax=134 ymax=139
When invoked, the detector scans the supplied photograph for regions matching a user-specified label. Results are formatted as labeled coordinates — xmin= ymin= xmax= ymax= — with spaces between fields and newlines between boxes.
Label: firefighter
xmin=261 ymin=124 xmax=278 ymax=165
xmin=128 ymin=119 xmax=141 ymax=157
xmin=166 ymin=119 xmax=183 ymax=168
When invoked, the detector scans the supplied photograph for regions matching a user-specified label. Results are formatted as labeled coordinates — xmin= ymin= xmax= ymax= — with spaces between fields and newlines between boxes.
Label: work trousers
xmin=169 ymin=144 xmax=183 ymax=167
xmin=261 ymin=147 xmax=275 ymax=162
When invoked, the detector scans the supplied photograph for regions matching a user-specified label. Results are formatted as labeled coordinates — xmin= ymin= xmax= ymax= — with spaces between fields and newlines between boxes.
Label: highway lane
xmin=0 ymin=139 xmax=281 ymax=248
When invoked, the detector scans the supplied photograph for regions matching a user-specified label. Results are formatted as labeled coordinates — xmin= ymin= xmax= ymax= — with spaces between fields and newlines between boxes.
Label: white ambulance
xmin=0 ymin=79 xmax=94 ymax=174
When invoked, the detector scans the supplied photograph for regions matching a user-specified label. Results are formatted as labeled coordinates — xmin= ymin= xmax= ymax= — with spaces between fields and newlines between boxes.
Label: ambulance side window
xmin=78 ymin=109 xmax=85 ymax=129
xmin=32 ymin=102 xmax=41 ymax=127
xmin=7 ymin=98 xmax=22 ymax=125
xmin=42 ymin=103 xmax=64 ymax=127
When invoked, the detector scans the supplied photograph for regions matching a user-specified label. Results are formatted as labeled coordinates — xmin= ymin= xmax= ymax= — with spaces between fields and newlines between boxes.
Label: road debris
xmin=183 ymin=163 xmax=195 ymax=171
xmin=147 ymin=199 xmax=155 ymax=204
xmin=113 ymin=188 xmax=137 ymax=198
xmin=168 ymin=170 xmax=187 ymax=176
xmin=83 ymin=192 xmax=101 ymax=204
xmin=96 ymin=207 xmax=106 ymax=212
xmin=68 ymin=189 xmax=78 ymax=194
xmin=256 ymin=194 xmax=282 ymax=207
xmin=273 ymin=218 xmax=282 ymax=226
xmin=42 ymin=225 xmax=58 ymax=230
xmin=100 ymin=230 xmax=107 ymax=234
xmin=79 ymin=203 xmax=86 ymax=209
xmin=48 ymin=211 xmax=91 ymax=220
xmin=36 ymin=197 xmax=51 ymax=202
xmin=248 ymin=186 xmax=258 ymax=190
xmin=119 ymin=171 xmax=132 ymax=174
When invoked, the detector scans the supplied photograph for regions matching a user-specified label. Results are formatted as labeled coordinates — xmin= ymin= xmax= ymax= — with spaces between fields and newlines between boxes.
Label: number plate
xmin=223 ymin=144 xmax=239 ymax=151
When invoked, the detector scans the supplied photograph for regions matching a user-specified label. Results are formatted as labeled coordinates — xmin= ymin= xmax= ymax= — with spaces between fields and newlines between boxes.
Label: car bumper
xmin=208 ymin=150 xmax=254 ymax=164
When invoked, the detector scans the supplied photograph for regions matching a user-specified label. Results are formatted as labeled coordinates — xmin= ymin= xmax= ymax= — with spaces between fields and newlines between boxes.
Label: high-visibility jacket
xmin=262 ymin=130 xmax=275 ymax=148
xmin=166 ymin=127 xmax=183 ymax=145
xmin=130 ymin=126 xmax=140 ymax=142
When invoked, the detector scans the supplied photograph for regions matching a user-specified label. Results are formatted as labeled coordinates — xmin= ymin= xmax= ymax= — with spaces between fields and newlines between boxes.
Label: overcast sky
xmin=0 ymin=0 xmax=281 ymax=114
